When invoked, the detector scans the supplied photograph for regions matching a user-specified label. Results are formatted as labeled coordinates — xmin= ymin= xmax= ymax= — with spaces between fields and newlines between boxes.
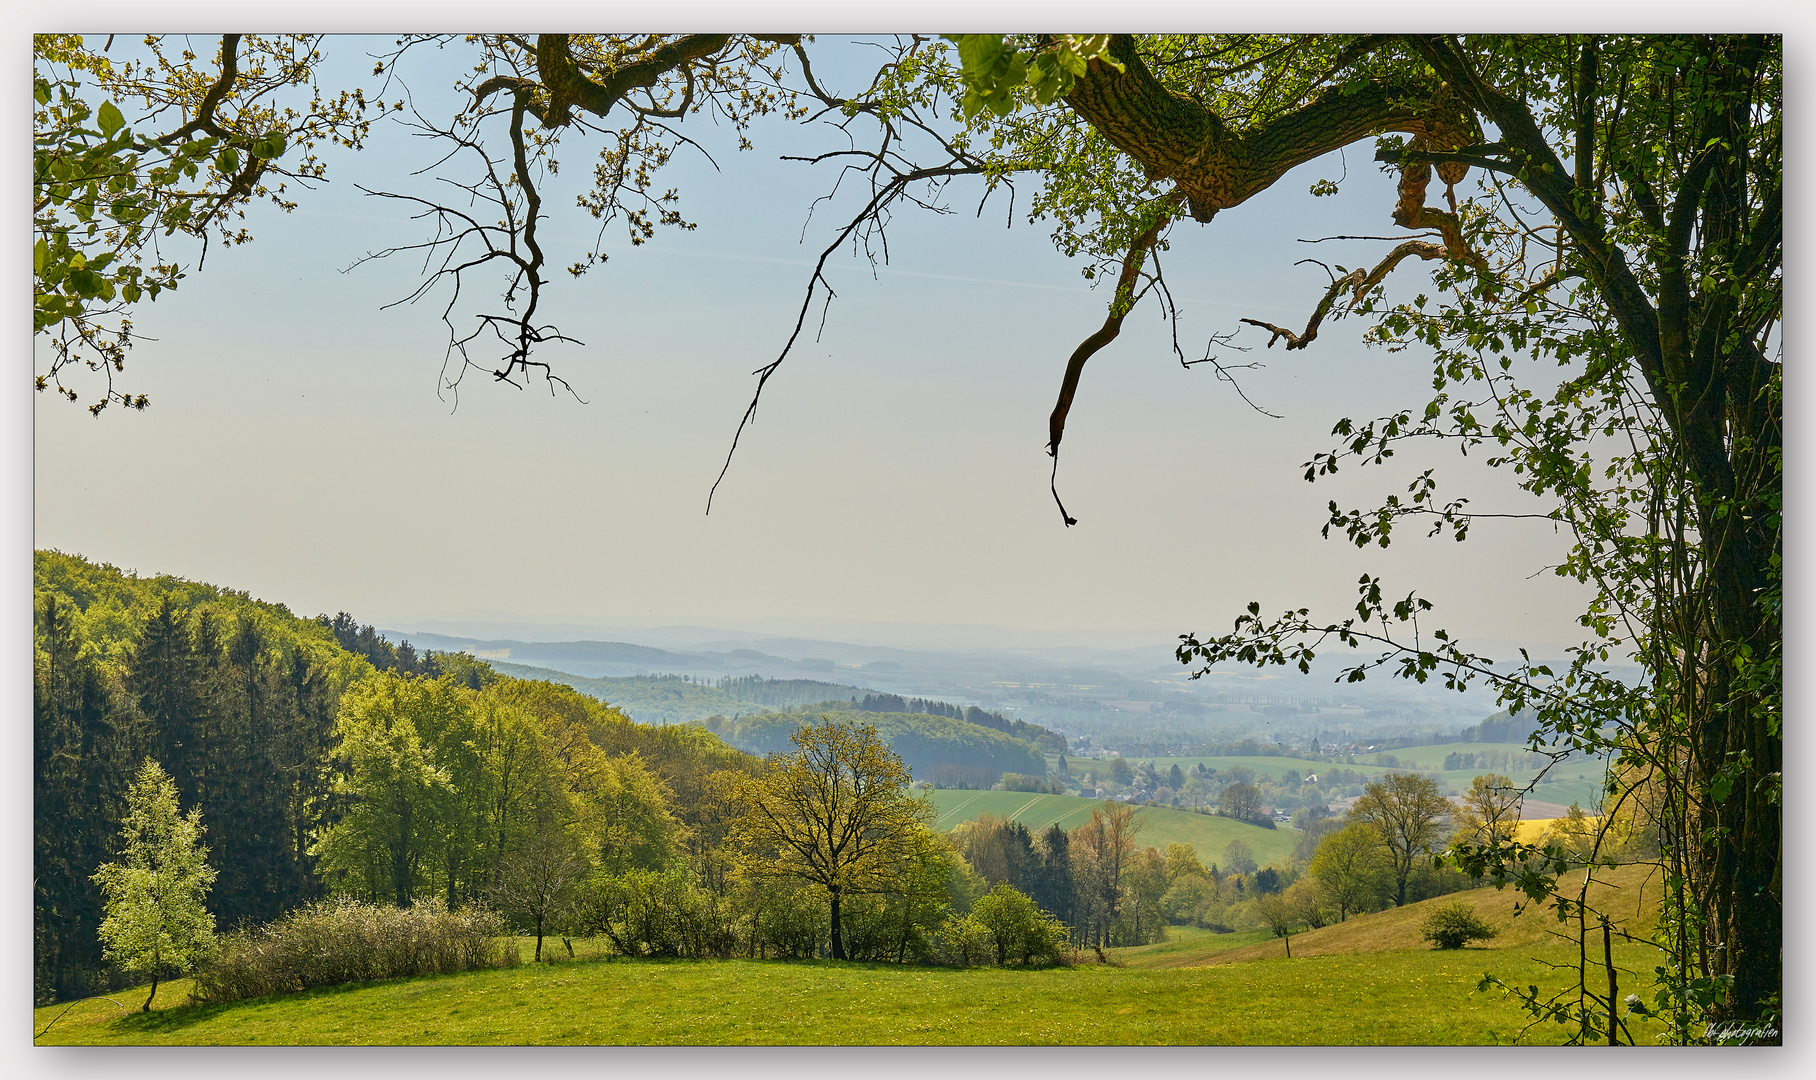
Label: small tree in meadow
xmin=91 ymin=760 xmax=217 ymax=1011
xmin=1420 ymin=900 xmax=1500 ymax=949
xmin=1253 ymin=892 xmax=1299 ymax=958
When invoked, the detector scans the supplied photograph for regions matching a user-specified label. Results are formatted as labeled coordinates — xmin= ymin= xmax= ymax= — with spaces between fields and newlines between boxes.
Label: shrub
xmin=1419 ymin=900 xmax=1500 ymax=949
xmin=936 ymin=912 xmax=993 ymax=966
xmin=579 ymin=868 xmax=740 ymax=958
xmin=191 ymin=897 xmax=519 ymax=1004
xmin=943 ymin=883 xmax=1071 ymax=967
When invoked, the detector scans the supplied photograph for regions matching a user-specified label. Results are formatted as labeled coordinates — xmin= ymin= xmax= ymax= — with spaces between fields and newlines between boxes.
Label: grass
xmin=36 ymin=864 xmax=1674 ymax=1047
xmin=1130 ymin=861 xmax=1663 ymax=970
xmin=925 ymin=789 xmax=1296 ymax=866
xmin=32 ymin=943 xmax=1666 ymax=1046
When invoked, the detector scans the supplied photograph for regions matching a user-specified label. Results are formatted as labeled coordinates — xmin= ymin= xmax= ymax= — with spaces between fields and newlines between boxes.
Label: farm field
xmin=924 ymin=790 xmax=1296 ymax=866
xmin=33 ymin=867 xmax=1673 ymax=1046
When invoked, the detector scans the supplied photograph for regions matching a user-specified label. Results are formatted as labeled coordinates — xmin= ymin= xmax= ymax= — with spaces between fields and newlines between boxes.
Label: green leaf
xmin=97 ymin=100 xmax=124 ymax=137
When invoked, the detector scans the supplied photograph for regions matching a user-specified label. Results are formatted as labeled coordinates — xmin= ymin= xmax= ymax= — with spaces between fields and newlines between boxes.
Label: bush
xmin=191 ymin=897 xmax=519 ymax=1004
xmin=942 ymin=883 xmax=1071 ymax=967
xmin=578 ymin=868 xmax=740 ymax=959
xmin=1419 ymin=900 xmax=1500 ymax=949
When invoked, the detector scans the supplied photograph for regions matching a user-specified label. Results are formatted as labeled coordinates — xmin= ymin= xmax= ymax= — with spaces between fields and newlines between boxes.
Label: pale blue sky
xmin=28 ymin=25 xmax=1654 ymax=652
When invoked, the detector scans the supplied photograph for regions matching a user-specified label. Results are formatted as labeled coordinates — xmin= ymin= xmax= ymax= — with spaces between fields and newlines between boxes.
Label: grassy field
xmin=29 ymin=951 xmax=1666 ymax=1046
xmin=925 ymin=789 xmax=1297 ymax=866
xmin=33 ymin=868 xmax=1674 ymax=1046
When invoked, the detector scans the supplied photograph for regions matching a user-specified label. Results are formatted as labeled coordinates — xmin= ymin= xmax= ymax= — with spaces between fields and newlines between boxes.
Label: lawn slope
xmin=34 ymin=942 xmax=1666 ymax=1046
xmin=1133 ymin=861 xmax=1664 ymax=970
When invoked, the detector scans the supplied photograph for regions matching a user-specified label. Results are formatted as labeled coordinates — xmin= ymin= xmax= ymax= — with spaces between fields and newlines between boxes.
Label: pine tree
xmin=34 ymin=595 xmax=137 ymax=1002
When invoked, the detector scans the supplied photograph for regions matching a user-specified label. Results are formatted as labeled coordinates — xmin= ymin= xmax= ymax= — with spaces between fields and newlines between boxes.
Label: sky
xmin=33 ymin=17 xmax=1803 ymax=659
xmin=25 ymin=31 xmax=1613 ymax=651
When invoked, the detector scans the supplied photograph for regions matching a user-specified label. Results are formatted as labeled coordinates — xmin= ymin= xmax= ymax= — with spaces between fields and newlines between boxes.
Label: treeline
xmin=1460 ymin=711 xmax=1537 ymax=744
xmin=487 ymin=667 xmax=869 ymax=725
xmin=317 ymin=612 xmax=489 ymax=685
xmin=31 ymin=552 xmax=762 ymax=1003
xmin=950 ymin=810 xmax=1291 ymax=947
xmin=34 ymin=552 xmax=370 ymax=1002
xmin=717 ymin=709 xmax=1046 ymax=789
xmin=716 ymin=675 xmax=861 ymax=706
xmin=853 ymin=694 xmax=1064 ymax=751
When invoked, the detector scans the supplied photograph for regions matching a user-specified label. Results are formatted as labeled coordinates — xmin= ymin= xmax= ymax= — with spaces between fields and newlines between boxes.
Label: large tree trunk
xmin=828 ymin=889 xmax=845 ymax=961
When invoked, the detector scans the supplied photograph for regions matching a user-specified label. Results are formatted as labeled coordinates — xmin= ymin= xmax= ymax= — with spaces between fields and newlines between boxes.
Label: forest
xmin=35 ymin=550 xmax=1242 ymax=998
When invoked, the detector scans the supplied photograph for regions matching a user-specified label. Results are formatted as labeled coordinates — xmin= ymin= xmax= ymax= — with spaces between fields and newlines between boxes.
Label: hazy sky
xmin=30 ymin=28 xmax=1622 ymax=650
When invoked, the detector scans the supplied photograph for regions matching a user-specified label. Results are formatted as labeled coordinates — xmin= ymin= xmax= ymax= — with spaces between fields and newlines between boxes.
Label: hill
xmin=726 ymin=709 xmax=1046 ymax=787
xmin=925 ymin=790 xmax=1296 ymax=868
xmin=33 ymin=549 xmax=363 ymax=677
xmin=488 ymin=663 xmax=869 ymax=724
xmin=1127 ymin=860 xmax=1663 ymax=970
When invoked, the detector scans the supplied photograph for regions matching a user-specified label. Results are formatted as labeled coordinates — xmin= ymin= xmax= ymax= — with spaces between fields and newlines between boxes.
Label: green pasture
xmin=34 ymin=863 xmax=1674 ymax=1046
xmin=924 ymin=790 xmax=1296 ymax=867
xmin=32 ymin=939 xmax=1668 ymax=1046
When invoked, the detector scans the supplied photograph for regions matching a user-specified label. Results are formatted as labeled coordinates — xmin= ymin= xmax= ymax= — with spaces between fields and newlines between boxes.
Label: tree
xmin=312 ymin=673 xmax=460 ymax=906
xmin=1068 ymin=799 xmax=1141 ymax=947
xmin=1351 ymin=773 xmax=1449 ymax=907
xmin=1253 ymin=891 xmax=1299 ymax=958
xmin=35 ymin=593 xmax=138 ymax=1002
xmin=1308 ymin=823 xmax=1391 ymax=922
xmin=1420 ymin=900 xmax=1499 ymax=950
xmin=1285 ymin=876 xmax=1334 ymax=930
xmin=33 ymin=35 xmax=377 ymax=414
xmin=731 ymin=718 xmax=936 ymax=961
xmin=1452 ymin=774 xmax=1523 ymax=850
xmin=489 ymin=826 xmax=585 ymax=962
xmin=91 ymin=760 xmax=218 ymax=1011
xmin=1220 ymin=839 xmax=1257 ymax=877
xmin=1291 ymin=815 xmax=1344 ymax=867
xmin=1218 ymin=782 xmax=1262 ymax=823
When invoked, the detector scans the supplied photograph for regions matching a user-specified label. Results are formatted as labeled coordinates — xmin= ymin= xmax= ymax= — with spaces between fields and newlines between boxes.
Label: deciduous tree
xmin=1308 ymin=823 xmax=1391 ymax=921
xmin=1352 ymin=773 xmax=1449 ymax=907
xmin=91 ymin=759 xmax=218 ymax=1011
xmin=731 ymin=718 xmax=936 ymax=961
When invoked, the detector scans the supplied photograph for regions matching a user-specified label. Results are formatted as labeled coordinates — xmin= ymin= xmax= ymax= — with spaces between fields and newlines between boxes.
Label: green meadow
xmin=924 ymin=790 xmax=1297 ymax=866
xmin=34 ymin=865 xmax=1671 ymax=1046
